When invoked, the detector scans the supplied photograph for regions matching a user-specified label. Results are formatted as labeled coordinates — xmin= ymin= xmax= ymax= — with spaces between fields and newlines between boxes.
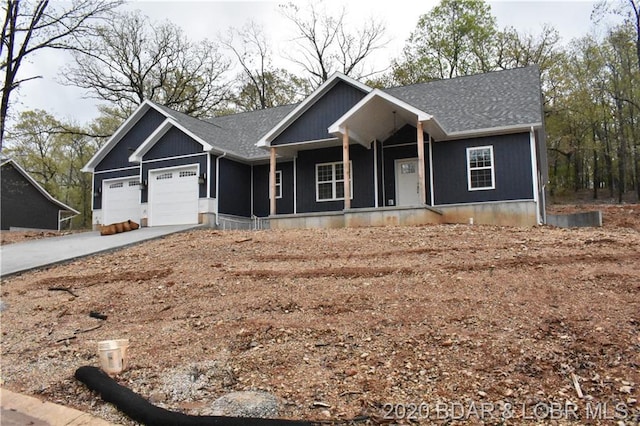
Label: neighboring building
xmin=1 ymin=158 xmax=80 ymax=231
xmin=83 ymin=66 xmax=547 ymax=230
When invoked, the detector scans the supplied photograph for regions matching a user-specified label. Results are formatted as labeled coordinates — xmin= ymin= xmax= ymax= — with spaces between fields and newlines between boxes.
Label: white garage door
xmin=149 ymin=166 xmax=199 ymax=226
xmin=102 ymin=177 xmax=141 ymax=225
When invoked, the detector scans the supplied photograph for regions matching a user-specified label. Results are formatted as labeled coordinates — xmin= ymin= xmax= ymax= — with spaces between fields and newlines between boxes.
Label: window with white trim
xmin=467 ymin=146 xmax=495 ymax=190
xmin=316 ymin=161 xmax=353 ymax=201
xmin=274 ymin=170 xmax=282 ymax=199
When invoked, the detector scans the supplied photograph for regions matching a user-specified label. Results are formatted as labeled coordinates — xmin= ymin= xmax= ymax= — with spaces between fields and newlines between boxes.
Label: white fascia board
xmin=256 ymin=72 xmax=373 ymax=148
xmin=439 ymin=122 xmax=543 ymax=141
xmin=128 ymin=118 xmax=216 ymax=163
xmin=6 ymin=159 xmax=80 ymax=214
xmin=328 ymin=89 xmax=433 ymax=136
xmin=82 ymin=100 xmax=172 ymax=172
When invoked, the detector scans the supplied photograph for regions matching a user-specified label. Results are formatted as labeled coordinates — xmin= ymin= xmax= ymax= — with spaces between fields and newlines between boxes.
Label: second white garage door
xmin=148 ymin=166 xmax=199 ymax=226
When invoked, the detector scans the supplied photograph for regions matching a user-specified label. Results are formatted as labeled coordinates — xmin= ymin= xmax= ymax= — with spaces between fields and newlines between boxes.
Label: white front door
xmin=102 ymin=177 xmax=141 ymax=225
xmin=148 ymin=165 xmax=199 ymax=226
xmin=395 ymin=158 xmax=421 ymax=206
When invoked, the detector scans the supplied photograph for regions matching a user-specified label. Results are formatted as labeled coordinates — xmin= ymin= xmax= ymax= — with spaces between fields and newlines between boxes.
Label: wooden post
xmin=417 ymin=121 xmax=426 ymax=204
xmin=269 ymin=147 xmax=276 ymax=215
xmin=343 ymin=128 xmax=351 ymax=210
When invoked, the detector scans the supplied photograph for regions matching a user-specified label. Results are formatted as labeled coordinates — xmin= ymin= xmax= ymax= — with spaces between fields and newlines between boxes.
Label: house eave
xmin=437 ymin=122 xmax=543 ymax=141
xmin=83 ymin=100 xmax=172 ymax=173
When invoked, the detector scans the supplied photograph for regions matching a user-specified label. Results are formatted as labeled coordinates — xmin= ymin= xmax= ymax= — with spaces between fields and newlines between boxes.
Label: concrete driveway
xmin=1 ymin=225 xmax=200 ymax=278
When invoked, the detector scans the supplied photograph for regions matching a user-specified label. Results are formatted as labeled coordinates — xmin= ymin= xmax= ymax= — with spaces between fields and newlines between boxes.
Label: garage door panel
xmin=149 ymin=167 xmax=198 ymax=226
xmin=102 ymin=178 xmax=140 ymax=224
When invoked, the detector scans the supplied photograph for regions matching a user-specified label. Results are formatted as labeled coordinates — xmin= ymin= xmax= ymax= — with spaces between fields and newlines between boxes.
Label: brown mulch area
xmin=1 ymin=204 xmax=638 ymax=425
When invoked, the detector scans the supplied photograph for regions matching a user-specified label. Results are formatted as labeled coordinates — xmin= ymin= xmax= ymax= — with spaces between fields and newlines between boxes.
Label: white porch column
xmin=343 ymin=128 xmax=351 ymax=210
xmin=417 ymin=121 xmax=427 ymax=204
xmin=269 ymin=147 xmax=276 ymax=215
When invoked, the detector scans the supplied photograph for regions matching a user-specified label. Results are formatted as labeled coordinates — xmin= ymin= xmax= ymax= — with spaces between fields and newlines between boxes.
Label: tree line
xmin=2 ymin=0 xmax=639 ymax=228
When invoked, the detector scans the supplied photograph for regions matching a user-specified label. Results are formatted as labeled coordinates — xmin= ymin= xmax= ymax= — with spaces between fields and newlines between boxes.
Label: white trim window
xmin=316 ymin=161 xmax=353 ymax=201
xmin=467 ymin=146 xmax=495 ymax=191
xmin=274 ymin=170 xmax=282 ymax=199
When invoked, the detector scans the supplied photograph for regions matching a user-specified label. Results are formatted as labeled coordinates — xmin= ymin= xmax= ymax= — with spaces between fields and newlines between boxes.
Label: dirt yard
xmin=1 ymin=204 xmax=639 ymax=425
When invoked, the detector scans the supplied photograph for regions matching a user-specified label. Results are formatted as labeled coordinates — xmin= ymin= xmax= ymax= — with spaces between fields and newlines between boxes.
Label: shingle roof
xmin=151 ymin=102 xmax=297 ymax=160
xmin=384 ymin=66 xmax=542 ymax=133
xmin=150 ymin=66 xmax=541 ymax=159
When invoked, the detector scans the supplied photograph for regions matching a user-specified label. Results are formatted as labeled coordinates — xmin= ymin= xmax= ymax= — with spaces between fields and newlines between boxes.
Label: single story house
xmin=83 ymin=66 xmax=547 ymax=229
xmin=1 ymin=158 xmax=80 ymax=230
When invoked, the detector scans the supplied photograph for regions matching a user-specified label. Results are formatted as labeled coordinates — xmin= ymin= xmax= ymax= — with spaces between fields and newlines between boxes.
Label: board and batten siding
xmin=271 ymin=81 xmax=368 ymax=146
xmin=218 ymin=157 xmax=252 ymax=217
xmin=1 ymin=163 xmax=63 ymax=230
xmin=95 ymin=108 xmax=165 ymax=171
xmin=432 ymin=133 xmax=534 ymax=205
xmin=252 ymin=162 xmax=294 ymax=217
xmin=144 ymin=127 xmax=204 ymax=160
xmin=295 ymin=145 xmax=375 ymax=213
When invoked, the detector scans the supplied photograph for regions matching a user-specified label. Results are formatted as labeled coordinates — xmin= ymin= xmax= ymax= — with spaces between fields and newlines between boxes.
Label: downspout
xmin=373 ymin=140 xmax=379 ymax=208
xmin=381 ymin=139 xmax=386 ymax=206
xmin=529 ymin=126 xmax=541 ymax=225
xmin=250 ymin=164 xmax=254 ymax=217
xmin=293 ymin=154 xmax=297 ymax=214
xmin=215 ymin=152 xmax=227 ymax=227
xmin=429 ymin=134 xmax=435 ymax=206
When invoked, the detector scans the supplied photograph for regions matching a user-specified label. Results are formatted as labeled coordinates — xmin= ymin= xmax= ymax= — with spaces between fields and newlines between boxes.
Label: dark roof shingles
xmin=384 ymin=66 xmax=542 ymax=133
xmin=151 ymin=66 xmax=541 ymax=159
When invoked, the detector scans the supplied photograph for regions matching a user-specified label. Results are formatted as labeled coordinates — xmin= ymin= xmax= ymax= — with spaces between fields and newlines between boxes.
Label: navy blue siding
xmin=1 ymin=164 xmax=63 ymax=230
xmin=93 ymin=169 xmax=139 ymax=210
xmin=141 ymin=156 xmax=208 ymax=203
xmin=252 ymin=162 xmax=294 ymax=217
xmin=272 ymin=81 xmax=367 ymax=145
xmin=96 ymin=109 xmax=165 ymax=171
xmin=219 ymin=158 xmax=251 ymax=217
xmin=433 ymin=133 xmax=533 ymax=205
xmin=145 ymin=127 xmax=203 ymax=159
xmin=296 ymin=145 xmax=375 ymax=213
xmin=380 ymin=125 xmax=431 ymax=206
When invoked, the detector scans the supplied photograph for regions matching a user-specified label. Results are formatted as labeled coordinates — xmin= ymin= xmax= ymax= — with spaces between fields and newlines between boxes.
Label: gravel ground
xmin=1 ymin=203 xmax=639 ymax=425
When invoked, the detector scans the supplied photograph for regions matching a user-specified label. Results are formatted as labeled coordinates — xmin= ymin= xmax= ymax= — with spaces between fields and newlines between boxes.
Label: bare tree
xmin=63 ymin=10 xmax=231 ymax=118
xmin=0 ymin=0 xmax=121 ymax=150
xmin=280 ymin=1 xmax=386 ymax=86
xmin=222 ymin=21 xmax=310 ymax=111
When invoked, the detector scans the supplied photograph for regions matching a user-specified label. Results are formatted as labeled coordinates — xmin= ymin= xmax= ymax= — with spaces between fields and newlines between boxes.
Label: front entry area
xmin=395 ymin=158 xmax=421 ymax=206
xmin=148 ymin=165 xmax=199 ymax=226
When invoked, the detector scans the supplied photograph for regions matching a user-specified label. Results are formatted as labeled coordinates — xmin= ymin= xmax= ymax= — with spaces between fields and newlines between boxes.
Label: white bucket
xmin=97 ymin=339 xmax=129 ymax=374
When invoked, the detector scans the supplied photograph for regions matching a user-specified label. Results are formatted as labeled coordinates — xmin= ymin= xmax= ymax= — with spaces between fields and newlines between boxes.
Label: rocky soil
xmin=1 ymin=203 xmax=639 ymax=425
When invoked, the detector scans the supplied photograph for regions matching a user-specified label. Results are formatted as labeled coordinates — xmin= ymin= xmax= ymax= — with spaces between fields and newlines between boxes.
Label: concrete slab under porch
xmin=267 ymin=200 xmax=539 ymax=230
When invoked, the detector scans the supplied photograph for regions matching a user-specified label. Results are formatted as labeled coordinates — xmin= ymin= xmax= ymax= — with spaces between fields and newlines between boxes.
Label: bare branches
xmin=279 ymin=1 xmax=387 ymax=87
xmin=63 ymin=10 xmax=230 ymax=118
xmin=1 ymin=0 xmax=122 ymax=149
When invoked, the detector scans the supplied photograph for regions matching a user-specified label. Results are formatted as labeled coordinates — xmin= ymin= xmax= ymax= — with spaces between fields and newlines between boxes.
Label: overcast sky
xmin=12 ymin=0 xmax=603 ymax=127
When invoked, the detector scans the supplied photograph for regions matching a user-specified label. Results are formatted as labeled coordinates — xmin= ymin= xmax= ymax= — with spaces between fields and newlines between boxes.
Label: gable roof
xmin=1 ymin=158 xmax=80 ymax=214
xmin=146 ymin=101 xmax=297 ymax=161
xmin=383 ymin=66 xmax=543 ymax=136
xmin=84 ymin=67 xmax=543 ymax=170
xmin=82 ymin=100 xmax=170 ymax=172
xmin=256 ymin=72 xmax=372 ymax=147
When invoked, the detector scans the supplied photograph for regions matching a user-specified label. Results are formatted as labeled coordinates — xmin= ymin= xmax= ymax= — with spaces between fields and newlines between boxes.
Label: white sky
xmin=11 ymin=0 xmax=602 ymax=127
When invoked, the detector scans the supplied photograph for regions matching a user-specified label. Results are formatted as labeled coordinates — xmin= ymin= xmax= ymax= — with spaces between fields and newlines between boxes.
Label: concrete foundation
xmin=546 ymin=211 xmax=602 ymax=228
xmin=344 ymin=206 xmax=444 ymax=227
xmin=269 ymin=201 xmax=538 ymax=229
xmin=438 ymin=200 xmax=538 ymax=227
